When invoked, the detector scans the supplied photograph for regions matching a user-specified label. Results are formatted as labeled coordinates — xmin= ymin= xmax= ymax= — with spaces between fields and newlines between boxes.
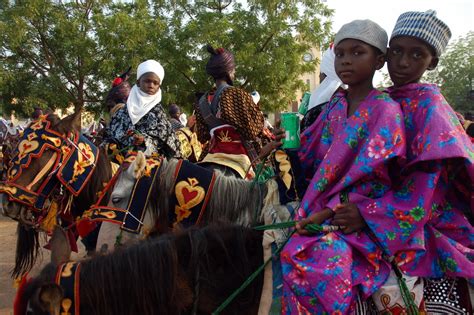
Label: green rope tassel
xmin=392 ymin=262 xmax=420 ymax=315
xmin=253 ymin=221 xmax=332 ymax=234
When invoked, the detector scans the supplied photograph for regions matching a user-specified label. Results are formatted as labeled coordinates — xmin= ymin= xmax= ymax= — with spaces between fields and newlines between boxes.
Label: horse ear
xmin=38 ymin=283 xmax=63 ymax=315
xmin=50 ymin=226 xmax=71 ymax=266
xmin=133 ymin=151 xmax=147 ymax=179
xmin=53 ymin=110 xmax=82 ymax=135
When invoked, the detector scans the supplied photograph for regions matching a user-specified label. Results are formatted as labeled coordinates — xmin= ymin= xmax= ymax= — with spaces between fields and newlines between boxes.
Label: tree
xmin=154 ymin=0 xmax=333 ymax=112
xmin=0 ymin=0 xmax=333 ymax=118
xmin=0 ymin=0 xmax=163 ymax=118
xmin=435 ymin=31 xmax=473 ymax=114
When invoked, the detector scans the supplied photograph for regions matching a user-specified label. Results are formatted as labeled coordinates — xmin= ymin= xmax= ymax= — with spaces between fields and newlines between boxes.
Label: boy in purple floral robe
xmin=281 ymin=20 xmax=407 ymax=314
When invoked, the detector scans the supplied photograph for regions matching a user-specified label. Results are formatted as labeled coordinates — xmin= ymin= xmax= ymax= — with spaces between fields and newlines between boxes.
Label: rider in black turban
xmin=205 ymin=45 xmax=236 ymax=86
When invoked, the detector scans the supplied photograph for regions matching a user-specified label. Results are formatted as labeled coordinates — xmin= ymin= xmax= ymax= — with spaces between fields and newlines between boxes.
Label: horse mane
xmin=22 ymin=224 xmax=264 ymax=315
xmin=148 ymin=158 xmax=268 ymax=233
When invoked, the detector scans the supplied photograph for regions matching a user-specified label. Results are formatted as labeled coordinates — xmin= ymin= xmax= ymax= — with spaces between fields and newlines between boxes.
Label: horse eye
xmin=112 ymin=197 xmax=122 ymax=204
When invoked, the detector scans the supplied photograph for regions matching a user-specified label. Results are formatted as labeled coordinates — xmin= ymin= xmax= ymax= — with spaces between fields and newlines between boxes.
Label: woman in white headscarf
xmin=106 ymin=60 xmax=181 ymax=158
xmin=301 ymin=46 xmax=344 ymax=131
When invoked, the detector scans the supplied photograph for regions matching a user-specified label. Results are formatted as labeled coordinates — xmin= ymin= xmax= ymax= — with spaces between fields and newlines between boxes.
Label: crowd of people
xmin=1 ymin=8 xmax=473 ymax=315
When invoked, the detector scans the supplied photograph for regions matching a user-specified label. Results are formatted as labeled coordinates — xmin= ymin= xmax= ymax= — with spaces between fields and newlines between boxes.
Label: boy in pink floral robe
xmin=366 ymin=10 xmax=473 ymax=313
xmin=281 ymin=20 xmax=407 ymax=314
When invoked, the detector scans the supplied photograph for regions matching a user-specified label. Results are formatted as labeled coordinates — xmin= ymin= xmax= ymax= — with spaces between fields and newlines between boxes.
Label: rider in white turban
xmin=106 ymin=60 xmax=181 ymax=157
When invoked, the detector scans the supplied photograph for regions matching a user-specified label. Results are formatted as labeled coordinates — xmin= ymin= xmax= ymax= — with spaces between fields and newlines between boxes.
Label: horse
xmin=15 ymin=224 xmax=264 ymax=315
xmin=0 ymin=111 xmax=113 ymax=278
xmin=91 ymin=151 xmax=294 ymax=253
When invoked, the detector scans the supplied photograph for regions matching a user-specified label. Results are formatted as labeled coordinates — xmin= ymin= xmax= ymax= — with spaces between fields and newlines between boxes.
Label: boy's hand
xmin=331 ymin=203 xmax=366 ymax=234
xmin=258 ymin=127 xmax=286 ymax=160
xmin=296 ymin=208 xmax=334 ymax=235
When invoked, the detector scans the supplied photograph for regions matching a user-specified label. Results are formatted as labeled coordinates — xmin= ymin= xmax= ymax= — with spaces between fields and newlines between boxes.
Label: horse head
xmin=15 ymin=224 xmax=264 ymax=315
xmin=93 ymin=151 xmax=166 ymax=253
xmin=0 ymin=112 xmax=83 ymax=224
xmin=0 ymin=111 xmax=112 ymax=278
xmin=109 ymin=151 xmax=148 ymax=210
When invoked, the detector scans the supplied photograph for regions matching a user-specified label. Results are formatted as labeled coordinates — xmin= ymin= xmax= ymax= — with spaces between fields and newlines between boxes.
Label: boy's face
xmin=334 ymin=39 xmax=384 ymax=87
xmin=137 ymin=72 xmax=161 ymax=95
xmin=387 ymin=36 xmax=439 ymax=87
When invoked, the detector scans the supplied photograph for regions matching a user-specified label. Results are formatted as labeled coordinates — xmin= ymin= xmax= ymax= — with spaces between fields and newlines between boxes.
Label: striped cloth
xmin=390 ymin=10 xmax=451 ymax=56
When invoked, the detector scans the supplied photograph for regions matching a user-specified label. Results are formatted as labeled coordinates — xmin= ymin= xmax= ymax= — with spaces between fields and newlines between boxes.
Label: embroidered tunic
xmin=106 ymin=104 xmax=181 ymax=158
xmin=194 ymin=85 xmax=264 ymax=178
xmin=281 ymin=89 xmax=407 ymax=314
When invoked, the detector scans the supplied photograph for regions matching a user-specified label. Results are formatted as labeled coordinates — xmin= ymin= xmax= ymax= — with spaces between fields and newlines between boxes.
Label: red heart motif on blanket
xmin=76 ymin=218 xmax=97 ymax=238
xmin=175 ymin=178 xmax=205 ymax=210
xmin=182 ymin=188 xmax=198 ymax=204
xmin=17 ymin=140 xmax=39 ymax=159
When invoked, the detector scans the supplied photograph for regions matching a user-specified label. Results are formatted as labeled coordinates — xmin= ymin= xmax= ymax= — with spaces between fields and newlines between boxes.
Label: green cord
xmin=340 ymin=190 xmax=418 ymax=314
xmin=253 ymin=221 xmax=324 ymax=234
xmin=212 ymin=229 xmax=296 ymax=315
xmin=212 ymin=222 xmax=327 ymax=314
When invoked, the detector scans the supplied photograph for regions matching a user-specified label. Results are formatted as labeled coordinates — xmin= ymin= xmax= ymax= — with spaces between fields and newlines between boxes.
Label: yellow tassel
xmin=40 ymin=199 xmax=59 ymax=233
xmin=13 ymin=276 xmax=21 ymax=289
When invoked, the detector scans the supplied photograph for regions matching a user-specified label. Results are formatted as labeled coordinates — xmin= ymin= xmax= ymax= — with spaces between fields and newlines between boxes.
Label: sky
xmin=323 ymin=0 xmax=474 ymax=84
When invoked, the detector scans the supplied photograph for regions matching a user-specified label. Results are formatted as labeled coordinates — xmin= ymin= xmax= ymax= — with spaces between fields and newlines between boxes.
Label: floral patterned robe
xmin=281 ymin=85 xmax=474 ymax=314
xmin=281 ymin=89 xmax=407 ymax=314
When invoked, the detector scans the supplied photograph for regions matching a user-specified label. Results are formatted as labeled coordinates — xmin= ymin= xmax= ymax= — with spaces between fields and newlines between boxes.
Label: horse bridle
xmin=81 ymin=153 xmax=162 ymax=234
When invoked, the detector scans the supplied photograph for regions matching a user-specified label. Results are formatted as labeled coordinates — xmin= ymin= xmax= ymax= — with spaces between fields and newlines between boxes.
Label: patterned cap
xmin=390 ymin=10 xmax=451 ymax=56
xmin=334 ymin=19 xmax=388 ymax=54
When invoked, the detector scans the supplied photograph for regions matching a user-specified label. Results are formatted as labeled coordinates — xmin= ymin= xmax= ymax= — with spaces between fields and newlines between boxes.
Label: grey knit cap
xmin=390 ymin=10 xmax=451 ymax=56
xmin=334 ymin=19 xmax=388 ymax=54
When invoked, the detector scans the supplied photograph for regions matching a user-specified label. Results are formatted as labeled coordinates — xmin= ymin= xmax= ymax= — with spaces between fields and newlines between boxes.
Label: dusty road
xmin=0 ymin=216 xmax=85 ymax=315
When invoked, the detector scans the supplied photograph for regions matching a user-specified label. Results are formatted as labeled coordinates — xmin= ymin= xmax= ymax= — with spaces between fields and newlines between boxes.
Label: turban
xmin=137 ymin=59 xmax=165 ymax=83
xmin=205 ymin=45 xmax=236 ymax=80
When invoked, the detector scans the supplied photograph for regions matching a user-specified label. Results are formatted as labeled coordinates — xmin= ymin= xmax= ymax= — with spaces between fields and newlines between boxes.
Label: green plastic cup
xmin=281 ymin=112 xmax=300 ymax=149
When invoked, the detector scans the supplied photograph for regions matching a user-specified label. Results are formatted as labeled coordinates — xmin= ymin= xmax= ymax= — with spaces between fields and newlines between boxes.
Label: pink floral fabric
xmin=281 ymin=84 xmax=474 ymax=314
xmin=281 ymin=89 xmax=406 ymax=314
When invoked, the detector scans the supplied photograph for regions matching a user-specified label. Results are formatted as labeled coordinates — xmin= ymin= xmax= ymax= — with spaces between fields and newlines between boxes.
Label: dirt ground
xmin=0 ymin=216 xmax=85 ymax=315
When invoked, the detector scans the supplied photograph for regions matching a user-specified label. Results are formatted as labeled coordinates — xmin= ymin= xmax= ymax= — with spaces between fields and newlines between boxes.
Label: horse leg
xmin=50 ymin=225 xmax=71 ymax=265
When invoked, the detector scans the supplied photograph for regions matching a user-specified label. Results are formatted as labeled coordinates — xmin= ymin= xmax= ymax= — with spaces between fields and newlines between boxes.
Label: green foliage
xmin=435 ymin=32 xmax=474 ymax=114
xmin=1 ymin=0 xmax=333 ymax=118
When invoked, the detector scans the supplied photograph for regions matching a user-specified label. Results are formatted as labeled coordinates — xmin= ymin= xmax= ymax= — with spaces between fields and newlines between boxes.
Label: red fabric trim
xmin=195 ymin=173 xmax=217 ymax=224
xmin=13 ymin=274 xmax=31 ymax=315
xmin=74 ymin=263 xmax=81 ymax=315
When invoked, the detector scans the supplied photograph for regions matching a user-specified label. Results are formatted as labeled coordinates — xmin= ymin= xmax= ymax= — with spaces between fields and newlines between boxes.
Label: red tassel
xmin=112 ymin=77 xmax=123 ymax=87
xmin=76 ymin=218 xmax=97 ymax=238
xmin=216 ymin=47 xmax=225 ymax=54
xmin=14 ymin=273 xmax=31 ymax=315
